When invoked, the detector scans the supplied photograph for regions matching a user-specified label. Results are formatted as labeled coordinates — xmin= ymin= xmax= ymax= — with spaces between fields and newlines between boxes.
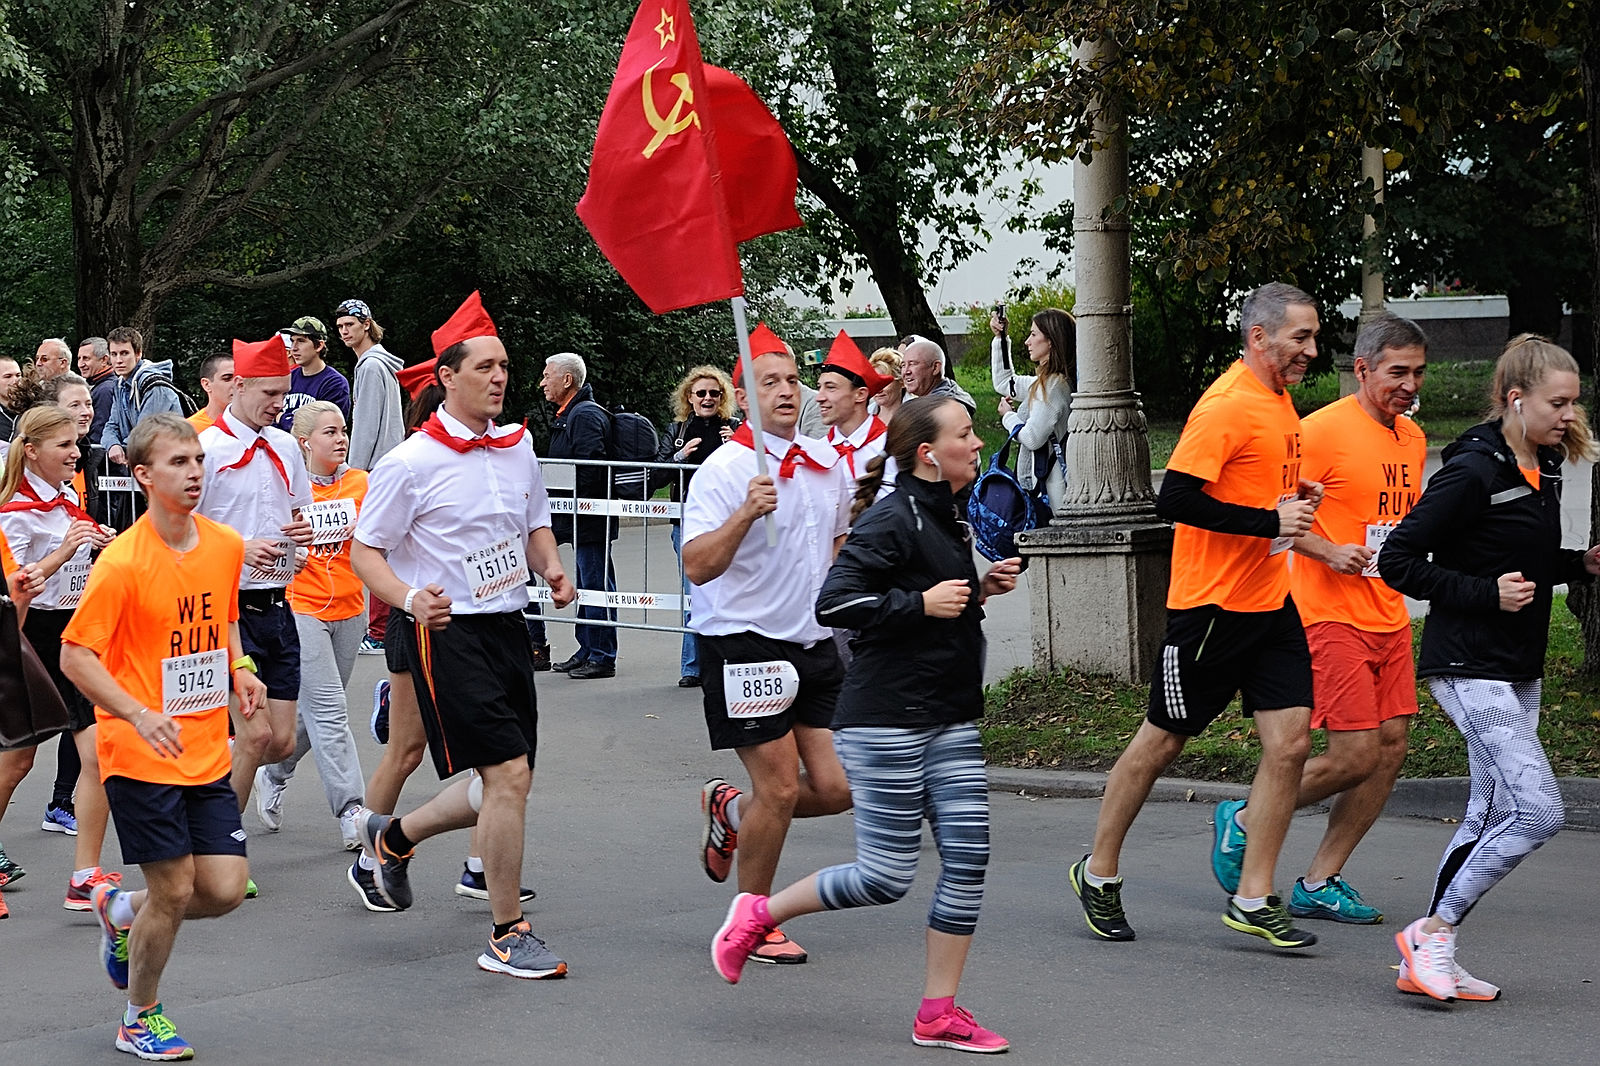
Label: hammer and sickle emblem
xmin=642 ymin=59 xmax=701 ymax=159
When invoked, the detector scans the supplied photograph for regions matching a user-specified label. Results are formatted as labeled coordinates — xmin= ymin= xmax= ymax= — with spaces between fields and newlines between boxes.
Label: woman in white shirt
xmin=989 ymin=308 xmax=1077 ymax=508
xmin=0 ymin=404 xmax=118 ymax=910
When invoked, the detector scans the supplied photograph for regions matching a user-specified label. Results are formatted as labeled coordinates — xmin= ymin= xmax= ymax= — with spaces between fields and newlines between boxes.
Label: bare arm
xmin=525 ymin=526 xmax=575 ymax=607
xmin=351 ymin=539 xmax=452 ymax=629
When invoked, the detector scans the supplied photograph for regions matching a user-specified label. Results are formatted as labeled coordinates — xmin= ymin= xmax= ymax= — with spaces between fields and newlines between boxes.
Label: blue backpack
xmin=967 ymin=425 xmax=1050 ymax=561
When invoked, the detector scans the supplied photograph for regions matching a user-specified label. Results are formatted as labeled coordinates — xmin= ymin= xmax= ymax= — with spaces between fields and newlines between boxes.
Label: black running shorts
xmin=700 ymin=632 xmax=843 ymax=750
xmin=1146 ymin=596 xmax=1313 ymax=737
xmin=407 ymin=612 xmax=537 ymax=779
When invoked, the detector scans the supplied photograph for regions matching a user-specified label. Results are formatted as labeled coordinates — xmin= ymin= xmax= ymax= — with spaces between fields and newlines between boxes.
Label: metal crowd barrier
xmin=528 ymin=456 xmax=698 ymax=634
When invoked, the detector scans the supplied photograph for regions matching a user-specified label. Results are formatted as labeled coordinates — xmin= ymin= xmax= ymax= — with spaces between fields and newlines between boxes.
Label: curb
xmin=986 ymin=768 xmax=1600 ymax=831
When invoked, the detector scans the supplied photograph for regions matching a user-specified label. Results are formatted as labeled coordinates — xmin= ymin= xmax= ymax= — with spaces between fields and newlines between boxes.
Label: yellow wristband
xmin=231 ymin=655 xmax=258 ymax=674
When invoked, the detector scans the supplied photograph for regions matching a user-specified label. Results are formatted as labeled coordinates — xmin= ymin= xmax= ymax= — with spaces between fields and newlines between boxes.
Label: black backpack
xmin=967 ymin=425 xmax=1049 ymax=562
xmin=131 ymin=375 xmax=200 ymax=418
xmin=577 ymin=400 xmax=660 ymax=500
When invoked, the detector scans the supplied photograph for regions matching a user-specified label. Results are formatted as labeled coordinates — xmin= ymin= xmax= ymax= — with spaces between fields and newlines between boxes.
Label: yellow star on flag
xmin=655 ymin=9 xmax=675 ymax=48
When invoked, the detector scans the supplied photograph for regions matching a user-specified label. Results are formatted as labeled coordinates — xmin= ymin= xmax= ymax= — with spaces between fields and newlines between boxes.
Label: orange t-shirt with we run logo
xmin=63 ymin=514 xmax=244 ymax=787
xmin=1165 ymin=360 xmax=1304 ymax=613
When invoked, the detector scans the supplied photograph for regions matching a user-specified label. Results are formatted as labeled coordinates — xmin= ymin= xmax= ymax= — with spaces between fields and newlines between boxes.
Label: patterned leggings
xmin=815 ymin=723 xmax=990 ymax=936
xmin=1427 ymin=677 xmax=1564 ymax=926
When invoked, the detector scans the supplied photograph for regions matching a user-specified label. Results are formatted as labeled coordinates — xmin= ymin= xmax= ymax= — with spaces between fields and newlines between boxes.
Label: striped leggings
xmin=1427 ymin=677 xmax=1564 ymax=926
xmin=815 ymin=723 xmax=990 ymax=936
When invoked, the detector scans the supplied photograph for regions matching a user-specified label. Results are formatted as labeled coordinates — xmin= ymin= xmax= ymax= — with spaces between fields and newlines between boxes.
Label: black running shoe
xmin=346 ymin=862 xmax=398 ymax=913
xmin=361 ymin=814 xmax=414 ymax=910
xmin=1069 ymin=855 xmax=1135 ymax=941
xmin=1222 ymin=895 xmax=1317 ymax=949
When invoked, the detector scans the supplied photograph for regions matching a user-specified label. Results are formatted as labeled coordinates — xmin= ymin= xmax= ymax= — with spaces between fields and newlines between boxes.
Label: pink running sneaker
xmin=1394 ymin=918 xmax=1457 ymax=1003
xmin=750 ymin=927 xmax=808 ymax=964
xmin=1398 ymin=959 xmax=1502 ymax=1002
xmin=912 ymin=1005 xmax=1010 ymax=1054
xmin=711 ymin=892 xmax=771 ymax=984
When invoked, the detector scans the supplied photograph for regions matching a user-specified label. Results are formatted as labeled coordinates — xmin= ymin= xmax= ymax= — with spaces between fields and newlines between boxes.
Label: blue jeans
xmin=574 ymin=538 xmax=617 ymax=664
xmin=671 ymin=524 xmax=699 ymax=678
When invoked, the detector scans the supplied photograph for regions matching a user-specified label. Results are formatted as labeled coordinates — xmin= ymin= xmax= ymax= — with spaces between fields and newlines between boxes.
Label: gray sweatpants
xmin=261 ymin=613 xmax=366 ymax=818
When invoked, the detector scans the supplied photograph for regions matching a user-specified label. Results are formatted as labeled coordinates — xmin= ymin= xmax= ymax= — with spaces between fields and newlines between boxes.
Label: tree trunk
xmin=1505 ymin=266 xmax=1566 ymax=340
xmin=1572 ymin=29 xmax=1600 ymax=672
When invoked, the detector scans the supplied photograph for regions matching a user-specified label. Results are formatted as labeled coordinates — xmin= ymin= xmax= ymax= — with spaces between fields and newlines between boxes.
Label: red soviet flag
xmin=577 ymin=0 xmax=800 ymax=314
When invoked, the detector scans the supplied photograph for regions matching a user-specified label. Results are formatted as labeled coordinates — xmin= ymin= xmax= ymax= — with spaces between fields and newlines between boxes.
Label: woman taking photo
xmin=990 ymin=308 xmax=1076 ymax=509
xmin=253 ymin=401 xmax=370 ymax=851
xmin=0 ymin=404 xmax=118 ymax=911
xmin=712 ymin=395 xmax=1023 ymax=1054
xmin=1380 ymin=335 xmax=1600 ymax=1003
xmin=657 ymin=366 xmax=737 ymax=688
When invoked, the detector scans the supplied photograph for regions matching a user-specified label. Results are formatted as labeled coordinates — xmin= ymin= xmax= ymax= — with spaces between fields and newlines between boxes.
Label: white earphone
xmin=1515 ymin=398 xmax=1524 ymax=413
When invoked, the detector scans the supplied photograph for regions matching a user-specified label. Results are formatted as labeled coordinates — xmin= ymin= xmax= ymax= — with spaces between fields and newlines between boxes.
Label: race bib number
xmin=1268 ymin=493 xmax=1296 ymax=556
xmin=248 ymin=538 xmax=296 ymax=583
xmin=1363 ymin=523 xmax=1395 ymax=578
xmin=57 ymin=554 xmax=92 ymax=609
xmin=723 ymin=660 xmax=801 ymax=719
xmin=161 ymin=649 xmax=229 ymax=716
xmin=461 ymin=536 xmax=528 ymax=604
xmin=302 ymin=499 xmax=357 ymax=545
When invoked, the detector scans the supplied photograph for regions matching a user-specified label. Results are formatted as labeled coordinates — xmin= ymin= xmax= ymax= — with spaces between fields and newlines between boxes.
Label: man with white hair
xmin=540 ymin=352 xmax=618 ymax=679
xmin=899 ymin=337 xmax=975 ymax=414
xmin=35 ymin=338 xmax=73 ymax=380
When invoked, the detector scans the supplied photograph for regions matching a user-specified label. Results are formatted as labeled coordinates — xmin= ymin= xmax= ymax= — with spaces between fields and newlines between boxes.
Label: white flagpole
xmin=729 ymin=295 xmax=779 ymax=546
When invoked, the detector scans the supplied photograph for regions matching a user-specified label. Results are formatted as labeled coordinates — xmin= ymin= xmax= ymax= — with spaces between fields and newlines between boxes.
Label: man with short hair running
xmin=686 ymin=324 xmax=854 ymax=965
xmin=62 ymin=413 xmax=265 ymax=1061
xmin=1220 ymin=312 xmax=1429 ymax=926
xmin=1068 ymin=281 xmax=1324 ymax=950
xmin=188 ymin=353 xmax=235 ymax=434
xmin=351 ymin=291 xmax=574 ymax=977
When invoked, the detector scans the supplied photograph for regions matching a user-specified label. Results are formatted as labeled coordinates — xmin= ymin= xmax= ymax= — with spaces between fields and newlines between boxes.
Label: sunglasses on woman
xmin=694 ymin=389 xmax=722 ymax=398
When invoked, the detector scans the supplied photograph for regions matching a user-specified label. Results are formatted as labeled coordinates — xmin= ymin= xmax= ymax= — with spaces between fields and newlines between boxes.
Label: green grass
xmin=960 ymin=360 xmax=1498 ymax=471
xmin=979 ymin=594 xmax=1600 ymax=781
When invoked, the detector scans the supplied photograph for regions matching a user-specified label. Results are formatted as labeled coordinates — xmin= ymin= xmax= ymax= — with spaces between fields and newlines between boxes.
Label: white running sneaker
xmin=254 ymin=765 xmax=286 ymax=833
xmin=1398 ymin=958 xmax=1502 ymax=1002
xmin=339 ymin=805 xmax=367 ymax=851
xmin=1394 ymin=918 xmax=1457 ymax=1002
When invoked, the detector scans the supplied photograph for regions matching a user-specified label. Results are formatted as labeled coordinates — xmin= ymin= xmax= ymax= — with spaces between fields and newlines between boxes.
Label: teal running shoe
xmin=116 ymin=1003 xmax=194 ymax=1060
xmin=1211 ymin=799 xmax=1247 ymax=894
xmin=1288 ymin=874 xmax=1383 ymax=924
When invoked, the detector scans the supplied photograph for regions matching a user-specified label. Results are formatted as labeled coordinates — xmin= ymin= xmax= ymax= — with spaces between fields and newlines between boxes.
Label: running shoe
xmin=530 ymin=643 xmax=551 ymax=672
xmin=1068 ymin=855 xmax=1135 ymax=941
xmin=750 ymin=928 xmax=807 ymax=964
xmin=65 ymin=867 xmax=122 ymax=911
xmin=92 ymin=882 xmax=130 ymax=989
xmin=42 ymin=804 xmax=79 ymax=835
xmin=244 ymin=878 xmax=258 ymax=899
xmin=0 ymin=842 xmax=24 ymax=884
xmin=370 ymin=679 xmax=390 ymax=745
xmin=711 ymin=892 xmax=772 ymax=984
xmin=116 ymin=1003 xmax=194 ymax=1061
xmin=700 ymin=778 xmax=740 ymax=883
xmin=477 ymin=921 xmax=569 ymax=979
xmin=254 ymin=766 xmax=285 ymax=832
xmin=1398 ymin=958 xmax=1501 ymax=1001
xmin=1394 ymin=918 xmax=1457 ymax=1002
xmin=1211 ymin=798 xmax=1247 ymax=895
xmin=454 ymin=863 xmax=536 ymax=902
xmin=911 ymin=1004 xmax=1010 ymax=1054
xmin=346 ymin=861 xmax=398 ymax=913
xmin=340 ymin=805 xmax=367 ymax=851
xmin=1288 ymin=874 xmax=1382 ymax=924
xmin=362 ymin=813 xmax=413 ymax=910
xmin=359 ymin=636 xmax=385 ymax=656
xmin=1222 ymin=895 xmax=1318 ymax=949
xmin=0 ymin=888 xmax=8 ymax=919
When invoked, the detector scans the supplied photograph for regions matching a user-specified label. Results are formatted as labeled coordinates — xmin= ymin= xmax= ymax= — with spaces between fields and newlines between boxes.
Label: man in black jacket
xmin=541 ymin=352 xmax=618 ymax=679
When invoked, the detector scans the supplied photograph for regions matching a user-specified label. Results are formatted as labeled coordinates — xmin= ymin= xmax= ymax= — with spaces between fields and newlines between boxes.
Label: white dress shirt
xmin=197 ymin=406 xmax=313 ymax=590
xmin=682 ymin=430 xmax=852 ymax=646
xmin=825 ymin=414 xmax=896 ymax=498
xmin=355 ymin=406 xmax=553 ymax=616
xmin=0 ymin=469 xmax=94 ymax=610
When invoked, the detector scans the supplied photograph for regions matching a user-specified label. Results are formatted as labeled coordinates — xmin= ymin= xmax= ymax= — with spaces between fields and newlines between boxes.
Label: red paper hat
xmin=820 ymin=330 xmax=892 ymax=395
xmin=734 ymin=323 xmax=789 ymax=387
xmin=430 ymin=290 xmax=498 ymax=357
xmin=232 ymin=336 xmax=292 ymax=378
xmin=398 ymin=358 xmax=438 ymax=399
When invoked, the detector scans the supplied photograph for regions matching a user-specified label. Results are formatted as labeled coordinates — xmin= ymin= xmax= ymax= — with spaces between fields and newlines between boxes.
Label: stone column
xmin=1343 ymin=145 xmax=1387 ymax=396
xmin=1015 ymin=38 xmax=1172 ymax=682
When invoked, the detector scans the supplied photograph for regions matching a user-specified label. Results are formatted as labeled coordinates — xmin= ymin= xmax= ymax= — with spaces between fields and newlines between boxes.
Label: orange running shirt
xmin=188 ymin=409 xmax=216 ymax=433
xmin=63 ymin=514 xmax=243 ymax=786
xmin=1165 ymin=360 xmax=1304 ymax=612
xmin=288 ymin=468 xmax=369 ymax=621
xmin=1291 ymin=396 xmax=1426 ymax=631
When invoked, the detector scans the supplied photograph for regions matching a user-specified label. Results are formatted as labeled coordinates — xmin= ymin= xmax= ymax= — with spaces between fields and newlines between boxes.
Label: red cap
xmin=232 ymin=336 xmax=292 ymax=378
xmin=734 ymin=323 xmax=789 ymax=387
xmin=819 ymin=330 xmax=892 ymax=394
xmin=398 ymin=358 xmax=437 ymax=399
xmin=430 ymin=290 xmax=498 ymax=357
